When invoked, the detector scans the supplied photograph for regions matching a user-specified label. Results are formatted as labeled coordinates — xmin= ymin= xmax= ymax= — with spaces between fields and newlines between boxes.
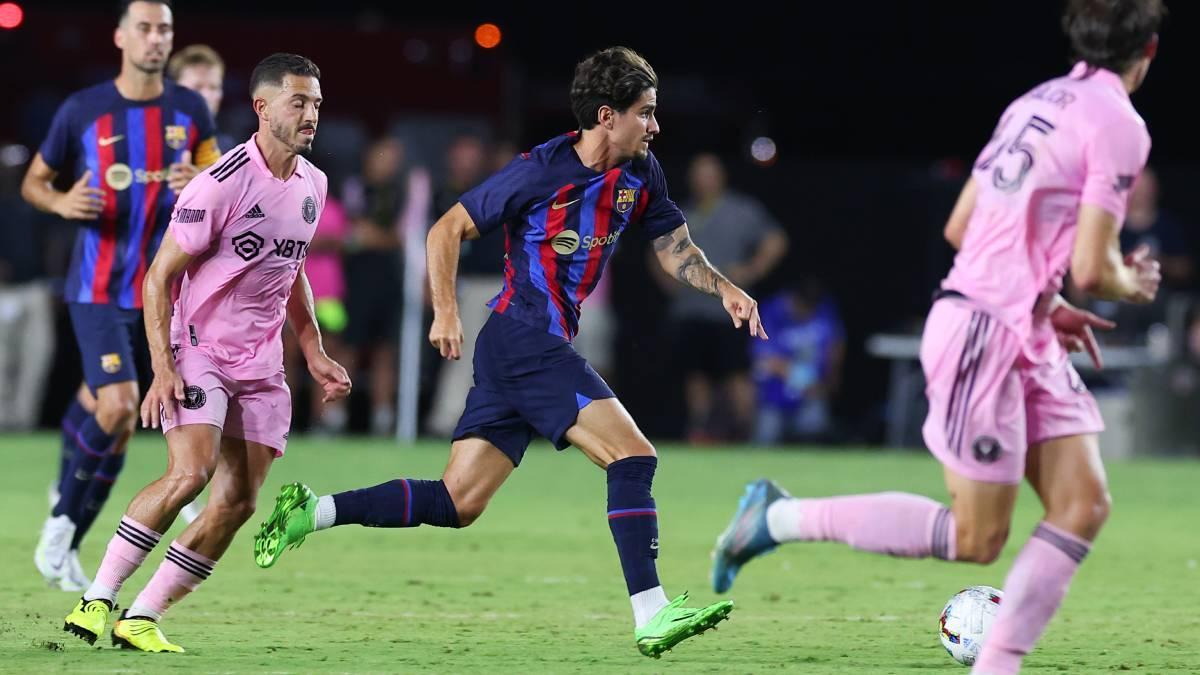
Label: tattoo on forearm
xmin=676 ymin=252 xmax=725 ymax=297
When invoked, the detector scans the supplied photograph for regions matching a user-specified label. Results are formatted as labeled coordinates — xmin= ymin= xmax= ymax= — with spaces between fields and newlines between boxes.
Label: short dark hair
xmin=249 ymin=53 xmax=321 ymax=98
xmin=569 ymin=47 xmax=658 ymax=130
xmin=1062 ymin=0 xmax=1166 ymax=74
xmin=118 ymin=0 xmax=171 ymax=23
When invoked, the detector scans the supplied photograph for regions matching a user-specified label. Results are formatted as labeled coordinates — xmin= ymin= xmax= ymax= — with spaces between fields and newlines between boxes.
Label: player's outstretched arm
xmin=943 ymin=177 xmax=978 ymax=251
xmin=653 ymin=223 xmax=767 ymax=339
xmin=427 ymin=203 xmax=482 ymax=360
xmin=140 ymin=232 xmax=194 ymax=428
xmin=1072 ymin=204 xmax=1160 ymax=303
xmin=20 ymin=153 xmax=105 ymax=221
xmin=287 ymin=266 xmax=351 ymax=403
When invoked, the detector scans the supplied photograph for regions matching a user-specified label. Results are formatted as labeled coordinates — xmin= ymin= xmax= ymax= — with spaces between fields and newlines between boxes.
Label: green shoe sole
xmin=637 ymin=601 xmax=733 ymax=658
xmin=254 ymin=482 xmax=310 ymax=569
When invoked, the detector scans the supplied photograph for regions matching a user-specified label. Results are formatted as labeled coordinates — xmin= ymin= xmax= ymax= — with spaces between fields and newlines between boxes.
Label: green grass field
xmin=2 ymin=434 xmax=1198 ymax=673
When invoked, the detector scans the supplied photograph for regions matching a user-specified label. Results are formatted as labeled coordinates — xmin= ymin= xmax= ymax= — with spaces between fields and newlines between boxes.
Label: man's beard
xmin=132 ymin=59 xmax=164 ymax=75
xmin=271 ymin=120 xmax=314 ymax=155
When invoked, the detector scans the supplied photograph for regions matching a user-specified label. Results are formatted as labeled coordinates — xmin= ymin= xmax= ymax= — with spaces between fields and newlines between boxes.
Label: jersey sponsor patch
xmin=174 ymin=208 xmax=206 ymax=224
xmin=232 ymin=231 xmax=265 ymax=261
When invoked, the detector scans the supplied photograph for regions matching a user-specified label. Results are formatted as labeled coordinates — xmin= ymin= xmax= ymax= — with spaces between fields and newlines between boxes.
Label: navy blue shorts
xmin=68 ymin=302 xmax=142 ymax=391
xmin=452 ymin=311 xmax=615 ymax=467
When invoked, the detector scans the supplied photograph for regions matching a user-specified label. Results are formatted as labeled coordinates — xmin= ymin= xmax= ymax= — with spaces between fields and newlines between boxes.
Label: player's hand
xmin=141 ymin=367 xmax=185 ymax=429
xmin=53 ymin=170 xmax=105 ymax=220
xmin=168 ymin=150 xmax=199 ymax=194
xmin=1123 ymin=244 xmax=1161 ymax=304
xmin=721 ymin=283 xmax=768 ymax=340
xmin=429 ymin=312 xmax=464 ymax=360
xmin=1050 ymin=300 xmax=1116 ymax=369
xmin=308 ymin=352 xmax=352 ymax=403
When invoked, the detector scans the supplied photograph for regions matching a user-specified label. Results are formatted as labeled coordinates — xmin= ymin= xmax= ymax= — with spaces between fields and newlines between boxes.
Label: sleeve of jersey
xmin=38 ymin=98 xmax=77 ymax=171
xmin=190 ymin=94 xmax=221 ymax=169
xmin=1080 ymin=118 xmax=1151 ymax=222
xmin=638 ymin=154 xmax=686 ymax=239
xmin=168 ymin=176 xmax=230 ymax=256
xmin=458 ymin=156 xmax=540 ymax=236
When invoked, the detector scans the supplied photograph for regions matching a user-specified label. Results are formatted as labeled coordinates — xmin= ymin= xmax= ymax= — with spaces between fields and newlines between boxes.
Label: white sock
xmin=127 ymin=604 xmax=162 ymax=622
xmin=313 ymin=495 xmax=337 ymax=531
xmin=84 ymin=583 xmax=117 ymax=604
xmin=766 ymin=498 xmax=805 ymax=542
xmin=631 ymin=585 xmax=669 ymax=629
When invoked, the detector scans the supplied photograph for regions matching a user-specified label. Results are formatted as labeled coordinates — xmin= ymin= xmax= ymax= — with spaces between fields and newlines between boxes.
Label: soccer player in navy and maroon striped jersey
xmin=255 ymin=47 xmax=766 ymax=658
xmin=22 ymin=0 xmax=218 ymax=592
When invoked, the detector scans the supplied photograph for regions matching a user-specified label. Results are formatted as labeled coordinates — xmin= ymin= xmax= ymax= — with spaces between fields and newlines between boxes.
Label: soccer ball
xmin=938 ymin=585 xmax=1003 ymax=666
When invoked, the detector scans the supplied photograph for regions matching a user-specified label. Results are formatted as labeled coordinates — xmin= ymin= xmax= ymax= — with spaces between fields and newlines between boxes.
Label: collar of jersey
xmin=1068 ymin=61 xmax=1129 ymax=99
xmin=246 ymin=132 xmax=304 ymax=181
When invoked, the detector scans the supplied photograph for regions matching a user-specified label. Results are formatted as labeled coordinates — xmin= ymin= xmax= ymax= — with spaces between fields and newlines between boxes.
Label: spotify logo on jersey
xmin=105 ymin=163 xmax=133 ymax=191
xmin=551 ymin=230 xmax=580 ymax=255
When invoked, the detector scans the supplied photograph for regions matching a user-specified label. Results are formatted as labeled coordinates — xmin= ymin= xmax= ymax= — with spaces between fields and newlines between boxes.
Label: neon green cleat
xmin=111 ymin=612 xmax=184 ymax=652
xmin=63 ymin=597 xmax=113 ymax=645
xmin=634 ymin=592 xmax=733 ymax=658
xmin=254 ymin=482 xmax=317 ymax=568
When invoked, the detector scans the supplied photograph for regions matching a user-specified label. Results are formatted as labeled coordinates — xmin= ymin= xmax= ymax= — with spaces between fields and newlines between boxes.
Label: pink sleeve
xmin=1080 ymin=117 xmax=1151 ymax=221
xmin=167 ymin=175 xmax=232 ymax=256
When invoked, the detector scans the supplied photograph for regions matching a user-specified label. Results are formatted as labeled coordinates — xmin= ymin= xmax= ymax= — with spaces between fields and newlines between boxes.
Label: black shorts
xmin=343 ymin=252 xmax=401 ymax=347
xmin=674 ymin=317 xmax=751 ymax=379
xmin=452 ymin=312 xmax=615 ymax=467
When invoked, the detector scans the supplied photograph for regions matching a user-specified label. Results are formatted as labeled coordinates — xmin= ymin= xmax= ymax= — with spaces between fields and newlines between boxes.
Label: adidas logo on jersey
xmin=243 ymin=204 xmax=266 ymax=219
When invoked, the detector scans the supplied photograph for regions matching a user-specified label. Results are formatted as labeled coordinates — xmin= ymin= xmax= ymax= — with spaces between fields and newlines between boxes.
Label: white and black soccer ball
xmin=938 ymin=585 xmax=1003 ymax=666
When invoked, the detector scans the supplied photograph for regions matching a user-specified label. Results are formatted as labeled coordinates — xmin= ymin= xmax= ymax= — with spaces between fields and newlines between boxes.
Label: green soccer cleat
xmin=111 ymin=611 xmax=184 ymax=653
xmin=254 ymin=482 xmax=317 ymax=568
xmin=634 ymin=592 xmax=733 ymax=658
xmin=63 ymin=597 xmax=113 ymax=645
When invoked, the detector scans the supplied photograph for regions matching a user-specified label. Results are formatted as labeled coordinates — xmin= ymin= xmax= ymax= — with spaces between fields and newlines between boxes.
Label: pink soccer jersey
xmin=943 ymin=62 xmax=1151 ymax=342
xmin=166 ymin=134 xmax=328 ymax=380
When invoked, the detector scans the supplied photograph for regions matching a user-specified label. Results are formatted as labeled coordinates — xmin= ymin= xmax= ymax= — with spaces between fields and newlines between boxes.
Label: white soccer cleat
xmin=34 ymin=514 xmax=76 ymax=585
xmin=179 ymin=499 xmax=204 ymax=525
xmin=58 ymin=549 xmax=92 ymax=592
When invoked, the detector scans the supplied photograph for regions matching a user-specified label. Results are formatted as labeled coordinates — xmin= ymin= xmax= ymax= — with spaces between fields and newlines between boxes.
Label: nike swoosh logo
xmin=550 ymin=198 xmax=581 ymax=210
xmin=98 ymin=135 xmax=125 ymax=147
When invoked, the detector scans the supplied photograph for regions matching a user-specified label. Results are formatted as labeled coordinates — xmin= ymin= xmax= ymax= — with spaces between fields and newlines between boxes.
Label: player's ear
xmin=113 ymin=25 xmax=124 ymax=50
xmin=598 ymin=105 xmax=614 ymax=131
xmin=253 ymin=95 xmax=269 ymax=120
xmin=1145 ymin=33 xmax=1159 ymax=61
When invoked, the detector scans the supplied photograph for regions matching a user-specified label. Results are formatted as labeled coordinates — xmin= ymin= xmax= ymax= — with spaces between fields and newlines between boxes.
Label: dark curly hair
xmin=569 ymin=47 xmax=658 ymax=130
xmin=1062 ymin=0 xmax=1166 ymax=73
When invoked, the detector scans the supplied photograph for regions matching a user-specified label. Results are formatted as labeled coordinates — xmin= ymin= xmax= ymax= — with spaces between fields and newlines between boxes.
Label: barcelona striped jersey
xmin=459 ymin=133 xmax=684 ymax=340
xmin=39 ymin=80 xmax=219 ymax=309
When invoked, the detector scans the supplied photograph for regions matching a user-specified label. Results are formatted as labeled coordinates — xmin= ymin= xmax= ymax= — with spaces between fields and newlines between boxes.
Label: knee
xmin=955 ymin=519 xmax=1010 ymax=564
xmin=162 ymin=467 xmax=210 ymax=506
xmin=95 ymin=394 xmax=138 ymax=430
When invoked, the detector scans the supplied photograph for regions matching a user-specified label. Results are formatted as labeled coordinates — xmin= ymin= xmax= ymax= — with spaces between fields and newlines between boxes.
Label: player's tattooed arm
xmin=653 ymin=224 xmax=729 ymax=297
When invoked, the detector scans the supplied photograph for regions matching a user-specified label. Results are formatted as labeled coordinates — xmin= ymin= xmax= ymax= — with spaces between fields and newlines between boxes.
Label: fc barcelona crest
xmin=615 ymin=188 xmax=638 ymax=214
xmin=165 ymin=125 xmax=188 ymax=150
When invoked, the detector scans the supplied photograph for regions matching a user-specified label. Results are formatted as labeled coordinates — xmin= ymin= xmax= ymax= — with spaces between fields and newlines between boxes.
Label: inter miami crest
xmin=302 ymin=196 xmax=317 ymax=224
xmin=972 ymin=436 xmax=1002 ymax=464
xmin=182 ymin=385 xmax=207 ymax=410
xmin=232 ymin=231 xmax=265 ymax=261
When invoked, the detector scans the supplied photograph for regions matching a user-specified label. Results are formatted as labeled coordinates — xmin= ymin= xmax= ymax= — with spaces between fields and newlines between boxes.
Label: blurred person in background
xmin=751 ymin=278 xmax=844 ymax=444
xmin=341 ymin=136 xmax=406 ymax=435
xmin=427 ymin=133 xmax=500 ymax=436
xmin=660 ymin=152 xmax=787 ymax=442
xmin=0 ymin=145 xmax=55 ymax=431
xmin=168 ymin=44 xmax=236 ymax=152
xmin=21 ymin=0 xmax=219 ymax=591
xmin=284 ymin=195 xmax=351 ymax=434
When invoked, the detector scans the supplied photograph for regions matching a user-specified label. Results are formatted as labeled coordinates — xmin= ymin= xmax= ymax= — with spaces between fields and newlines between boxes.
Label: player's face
xmin=264 ymin=75 xmax=322 ymax=156
xmin=612 ymin=88 xmax=659 ymax=161
xmin=115 ymin=1 xmax=174 ymax=75
xmin=177 ymin=65 xmax=224 ymax=117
